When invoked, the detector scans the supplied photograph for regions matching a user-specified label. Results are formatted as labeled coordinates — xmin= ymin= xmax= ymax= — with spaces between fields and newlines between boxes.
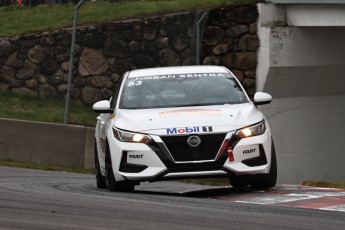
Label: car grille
xmin=160 ymin=134 xmax=226 ymax=162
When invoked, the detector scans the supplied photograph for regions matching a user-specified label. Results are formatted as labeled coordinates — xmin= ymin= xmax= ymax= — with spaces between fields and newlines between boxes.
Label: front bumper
xmin=108 ymin=128 xmax=273 ymax=182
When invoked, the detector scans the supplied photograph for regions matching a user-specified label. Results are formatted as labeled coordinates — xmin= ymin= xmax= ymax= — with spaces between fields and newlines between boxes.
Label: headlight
xmin=113 ymin=128 xmax=151 ymax=143
xmin=236 ymin=120 xmax=266 ymax=138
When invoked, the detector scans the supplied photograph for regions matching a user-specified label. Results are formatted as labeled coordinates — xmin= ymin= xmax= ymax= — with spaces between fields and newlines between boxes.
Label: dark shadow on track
xmin=180 ymin=186 xmax=255 ymax=197
xmin=83 ymin=182 xmax=273 ymax=198
xmin=128 ymin=186 xmax=255 ymax=198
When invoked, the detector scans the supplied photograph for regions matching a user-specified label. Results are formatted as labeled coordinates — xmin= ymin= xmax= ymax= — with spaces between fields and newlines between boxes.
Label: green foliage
xmin=0 ymin=159 xmax=229 ymax=186
xmin=3 ymin=159 xmax=344 ymax=189
xmin=0 ymin=90 xmax=96 ymax=127
xmin=302 ymin=180 xmax=345 ymax=189
xmin=0 ymin=0 xmax=260 ymax=37
xmin=0 ymin=159 xmax=95 ymax=174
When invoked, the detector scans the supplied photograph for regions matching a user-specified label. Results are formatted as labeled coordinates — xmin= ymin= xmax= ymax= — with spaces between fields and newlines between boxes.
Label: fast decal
xmin=166 ymin=126 xmax=213 ymax=134
xmin=128 ymin=154 xmax=144 ymax=159
xmin=133 ymin=73 xmax=229 ymax=81
xmin=159 ymin=109 xmax=222 ymax=118
xmin=243 ymin=148 xmax=257 ymax=154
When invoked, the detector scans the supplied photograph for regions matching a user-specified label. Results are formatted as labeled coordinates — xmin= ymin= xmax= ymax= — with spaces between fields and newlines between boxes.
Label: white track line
xmin=320 ymin=205 xmax=345 ymax=212
xmin=235 ymin=193 xmax=321 ymax=205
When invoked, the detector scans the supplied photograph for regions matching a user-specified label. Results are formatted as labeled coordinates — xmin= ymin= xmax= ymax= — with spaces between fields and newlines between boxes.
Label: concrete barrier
xmin=257 ymin=3 xmax=345 ymax=183
xmin=1 ymin=114 xmax=344 ymax=184
xmin=261 ymin=95 xmax=345 ymax=183
xmin=0 ymin=118 xmax=95 ymax=169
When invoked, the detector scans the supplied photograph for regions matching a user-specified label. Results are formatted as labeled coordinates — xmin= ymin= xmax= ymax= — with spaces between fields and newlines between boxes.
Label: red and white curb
xmin=212 ymin=185 xmax=345 ymax=213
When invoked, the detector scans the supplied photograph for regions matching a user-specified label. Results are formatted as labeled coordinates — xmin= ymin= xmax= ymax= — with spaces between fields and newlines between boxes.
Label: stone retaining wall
xmin=0 ymin=5 xmax=258 ymax=106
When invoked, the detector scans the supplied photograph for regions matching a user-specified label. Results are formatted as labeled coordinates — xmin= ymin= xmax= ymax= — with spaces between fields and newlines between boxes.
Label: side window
xmin=110 ymin=73 xmax=126 ymax=109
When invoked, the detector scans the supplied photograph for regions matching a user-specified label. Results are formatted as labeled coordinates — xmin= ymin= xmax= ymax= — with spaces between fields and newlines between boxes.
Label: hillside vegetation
xmin=0 ymin=0 xmax=260 ymax=37
xmin=0 ymin=90 xmax=96 ymax=126
xmin=0 ymin=0 xmax=260 ymax=127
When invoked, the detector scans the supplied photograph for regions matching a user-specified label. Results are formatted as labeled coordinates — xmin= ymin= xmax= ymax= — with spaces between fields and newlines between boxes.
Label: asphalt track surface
xmin=1 ymin=167 xmax=345 ymax=230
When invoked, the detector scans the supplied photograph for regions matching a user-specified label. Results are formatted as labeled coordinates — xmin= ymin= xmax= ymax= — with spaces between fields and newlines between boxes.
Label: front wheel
xmin=250 ymin=141 xmax=277 ymax=190
xmin=229 ymin=175 xmax=249 ymax=188
xmin=105 ymin=144 xmax=135 ymax=192
xmin=106 ymin=167 xmax=135 ymax=192
xmin=95 ymin=143 xmax=107 ymax=189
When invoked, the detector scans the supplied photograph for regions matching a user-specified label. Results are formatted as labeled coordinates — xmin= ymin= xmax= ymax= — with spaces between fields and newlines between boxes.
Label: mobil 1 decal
xmin=166 ymin=126 xmax=213 ymax=135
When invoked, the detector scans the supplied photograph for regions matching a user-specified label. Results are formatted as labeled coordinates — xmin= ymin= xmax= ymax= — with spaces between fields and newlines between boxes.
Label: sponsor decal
xmin=133 ymin=73 xmax=228 ymax=81
xmin=166 ymin=126 xmax=213 ymax=134
xmin=159 ymin=109 xmax=222 ymax=118
xmin=243 ymin=148 xmax=256 ymax=154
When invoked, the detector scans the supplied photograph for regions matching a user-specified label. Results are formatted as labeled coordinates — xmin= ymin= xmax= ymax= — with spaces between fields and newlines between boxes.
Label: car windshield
xmin=119 ymin=72 xmax=248 ymax=109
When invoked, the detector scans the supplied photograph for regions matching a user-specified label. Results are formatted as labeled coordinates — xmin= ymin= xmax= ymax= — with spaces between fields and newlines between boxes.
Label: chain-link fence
xmin=0 ymin=1 xmax=259 ymax=127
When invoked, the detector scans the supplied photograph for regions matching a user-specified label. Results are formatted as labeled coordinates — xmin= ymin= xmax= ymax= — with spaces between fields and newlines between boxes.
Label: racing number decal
xmin=128 ymin=81 xmax=142 ymax=87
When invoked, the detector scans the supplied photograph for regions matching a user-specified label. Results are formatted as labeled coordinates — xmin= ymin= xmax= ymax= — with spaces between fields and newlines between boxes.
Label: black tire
xmin=250 ymin=140 xmax=277 ymax=190
xmin=95 ymin=143 xmax=107 ymax=189
xmin=106 ymin=167 xmax=135 ymax=192
xmin=105 ymin=143 xmax=135 ymax=192
xmin=229 ymin=175 xmax=249 ymax=188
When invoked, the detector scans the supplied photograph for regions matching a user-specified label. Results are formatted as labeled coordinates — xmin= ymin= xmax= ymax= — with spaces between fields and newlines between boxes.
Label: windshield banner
xmin=131 ymin=73 xmax=231 ymax=81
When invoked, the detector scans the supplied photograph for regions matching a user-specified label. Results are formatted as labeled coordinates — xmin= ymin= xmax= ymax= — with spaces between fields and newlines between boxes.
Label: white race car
xmin=93 ymin=66 xmax=277 ymax=192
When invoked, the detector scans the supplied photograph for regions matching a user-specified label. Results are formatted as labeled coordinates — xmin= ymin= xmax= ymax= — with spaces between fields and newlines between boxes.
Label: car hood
xmin=113 ymin=103 xmax=264 ymax=135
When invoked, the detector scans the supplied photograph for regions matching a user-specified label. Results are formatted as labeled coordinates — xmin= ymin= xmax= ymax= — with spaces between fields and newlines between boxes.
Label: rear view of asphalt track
xmin=0 ymin=167 xmax=344 ymax=230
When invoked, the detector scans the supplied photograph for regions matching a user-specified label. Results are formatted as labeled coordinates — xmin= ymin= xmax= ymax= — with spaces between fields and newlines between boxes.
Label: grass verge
xmin=1 ymin=160 xmax=344 ymax=189
xmin=0 ymin=159 xmax=229 ymax=186
xmin=0 ymin=0 xmax=260 ymax=37
xmin=0 ymin=90 xmax=96 ymax=127
xmin=302 ymin=180 xmax=345 ymax=189
xmin=0 ymin=160 xmax=95 ymax=174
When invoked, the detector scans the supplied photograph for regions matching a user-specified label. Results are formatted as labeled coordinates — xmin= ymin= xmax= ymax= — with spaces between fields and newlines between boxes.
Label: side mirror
xmin=93 ymin=100 xmax=113 ymax=113
xmin=254 ymin=92 xmax=272 ymax=105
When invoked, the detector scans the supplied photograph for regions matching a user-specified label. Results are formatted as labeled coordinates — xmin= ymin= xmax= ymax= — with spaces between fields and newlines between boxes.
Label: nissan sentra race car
xmin=93 ymin=65 xmax=277 ymax=192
